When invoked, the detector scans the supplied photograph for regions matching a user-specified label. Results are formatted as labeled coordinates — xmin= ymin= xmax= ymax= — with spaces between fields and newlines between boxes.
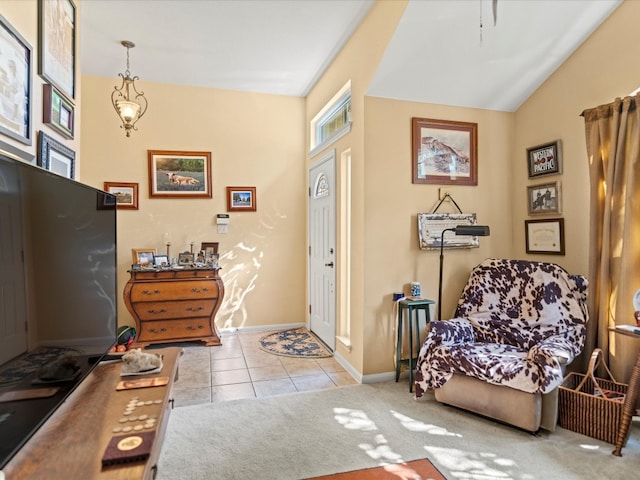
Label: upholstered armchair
xmin=414 ymin=258 xmax=589 ymax=432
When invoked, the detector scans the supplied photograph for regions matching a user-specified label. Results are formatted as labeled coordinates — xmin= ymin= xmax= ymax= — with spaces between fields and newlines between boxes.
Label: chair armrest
xmin=427 ymin=318 xmax=475 ymax=346
xmin=528 ymin=335 xmax=580 ymax=366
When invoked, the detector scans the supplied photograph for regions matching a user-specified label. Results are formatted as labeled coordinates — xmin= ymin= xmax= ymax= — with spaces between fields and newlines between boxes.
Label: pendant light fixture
xmin=111 ymin=40 xmax=148 ymax=137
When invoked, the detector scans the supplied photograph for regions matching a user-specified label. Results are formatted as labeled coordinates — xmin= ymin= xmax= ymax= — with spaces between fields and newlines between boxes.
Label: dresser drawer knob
xmin=149 ymin=327 xmax=167 ymax=333
xmin=148 ymin=309 xmax=167 ymax=314
xmin=186 ymin=325 xmax=204 ymax=331
xmin=186 ymin=306 xmax=204 ymax=312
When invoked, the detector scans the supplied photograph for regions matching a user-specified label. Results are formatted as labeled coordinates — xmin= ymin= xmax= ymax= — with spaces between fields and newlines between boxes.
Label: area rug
xmin=259 ymin=327 xmax=332 ymax=358
xmin=0 ymin=346 xmax=82 ymax=388
xmin=304 ymin=458 xmax=446 ymax=480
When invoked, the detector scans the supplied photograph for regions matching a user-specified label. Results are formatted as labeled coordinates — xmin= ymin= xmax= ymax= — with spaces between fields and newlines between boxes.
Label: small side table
xmin=609 ymin=326 xmax=640 ymax=456
xmin=396 ymin=297 xmax=435 ymax=392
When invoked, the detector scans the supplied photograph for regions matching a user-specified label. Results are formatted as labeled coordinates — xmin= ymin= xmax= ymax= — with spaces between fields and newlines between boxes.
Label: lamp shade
xmin=453 ymin=225 xmax=490 ymax=236
xmin=115 ymin=100 xmax=141 ymax=123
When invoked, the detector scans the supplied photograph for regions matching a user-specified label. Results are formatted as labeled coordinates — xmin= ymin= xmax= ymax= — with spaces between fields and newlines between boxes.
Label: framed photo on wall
xmin=148 ymin=150 xmax=212 ymax=198
xmin=525 ymin=218 xmax=565 ymax=255
xmin=412 ymin=117 xmax=478 ymax=185
xmin=43 ymin=83 xmax=74 ymax=138
xmin=38 ymin=0 xmax=76 ymax=100
xmin=226 ymin=186 xmax=257 ymax=212
xmin=104 ymin=182 xmax=139 ymax=210
xmin=0 ymin=13 xmax=32 ymax=145
xmin=526 ymin=181 xmax=561 ymax=215
xmin=527 ymin=140 xmax=562 ymax=178
xmin=37 ymin=130 xmax=75 ymax=179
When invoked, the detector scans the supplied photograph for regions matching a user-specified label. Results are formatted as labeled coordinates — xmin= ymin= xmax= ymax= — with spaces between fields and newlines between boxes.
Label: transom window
xmin=309 ymin=81 xmax=351 ymax=157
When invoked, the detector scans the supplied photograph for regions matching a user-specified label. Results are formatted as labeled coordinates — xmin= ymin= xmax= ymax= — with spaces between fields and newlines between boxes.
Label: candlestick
xmin=166 ymin=242 xmax=171 ymax=258
xmin=189 ymin=241 xmax=195 ymax=254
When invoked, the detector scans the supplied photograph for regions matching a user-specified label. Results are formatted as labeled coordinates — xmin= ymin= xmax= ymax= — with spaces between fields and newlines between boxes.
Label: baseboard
xmin=218 ymin=323 xmax=306 ymax=335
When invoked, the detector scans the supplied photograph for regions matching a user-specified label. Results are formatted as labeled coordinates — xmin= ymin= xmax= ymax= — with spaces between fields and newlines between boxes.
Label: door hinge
xmin=308 ymin=187 xmax=311 ymax=197
xmin=308 ymin=246 xmax=311 ymax=256
xmin=309 ymin=304 xmax=312 ymax=315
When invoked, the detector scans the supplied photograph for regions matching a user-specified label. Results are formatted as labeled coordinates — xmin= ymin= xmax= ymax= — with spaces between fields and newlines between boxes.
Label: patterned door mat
xmin=304 ymin=458 xmax=446 ymax=480
xmin=259 ymin=328 xmax=332 ymax=358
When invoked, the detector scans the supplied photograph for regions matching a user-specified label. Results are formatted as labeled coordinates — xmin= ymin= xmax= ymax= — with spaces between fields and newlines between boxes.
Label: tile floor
xmin=171 ymin=330 xmax=358 ymax=407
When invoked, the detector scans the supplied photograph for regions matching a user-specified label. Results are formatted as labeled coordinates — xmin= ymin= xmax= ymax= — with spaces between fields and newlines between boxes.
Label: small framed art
xmin=153 ymin=254 xmax=169 ymax=267
xmin=178 ymin=251 xmax=195 ymax=266
xmin=227 ymin=186 xmax=257 ymax=212
xmin=527 ymin=181 xmax=561 ymax=215
xmin=527 ymin=140 xmax=562 ymax=178
xmin=525 ymin=218 xmax=565 ymax=255
xmin=43 ymin=83 xmax=74 ymax=139
xmin=0 ymin=13 xmax=32 ymax=145
xmin=104 ymin=182 xmax=139 ymax=210
xmin=37 ymin=130 xmax=75 ymax=179
xmin=148 ymin=150 xmax=212 ymax=198
xmin=38 ymin=0 xmax=76 ymax=100
xmin=412 ymin=117 xmax=478 ymax=185
xmin=132 ymin=248 xmax=157 ymax=267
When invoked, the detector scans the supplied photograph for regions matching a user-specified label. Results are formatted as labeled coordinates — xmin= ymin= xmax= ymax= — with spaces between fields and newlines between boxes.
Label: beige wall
xmin=305 ymin=0 xmax=409 ymax=376
xmin=80 ymin=76 xmax=306 ymax=331
xmin=364 ymin=97 xmax=514 ymax=374
xmin=5 ymin=0 xmax=639 ymax=380
xmin=514 ymin=0 xmax=640 ymax=380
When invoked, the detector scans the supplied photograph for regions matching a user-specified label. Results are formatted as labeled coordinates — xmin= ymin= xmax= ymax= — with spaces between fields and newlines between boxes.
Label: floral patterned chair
xmin=414 ymin=258 xmax=589 ymax=432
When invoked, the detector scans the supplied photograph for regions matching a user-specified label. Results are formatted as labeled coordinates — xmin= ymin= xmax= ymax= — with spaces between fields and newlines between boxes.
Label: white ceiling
xmin=81 ymin=0 xmax=622 ymax=113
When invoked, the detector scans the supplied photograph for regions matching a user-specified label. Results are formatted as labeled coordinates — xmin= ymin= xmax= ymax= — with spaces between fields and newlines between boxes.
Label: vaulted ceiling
xmin=81 ymin=0 xmax=622 ymax=112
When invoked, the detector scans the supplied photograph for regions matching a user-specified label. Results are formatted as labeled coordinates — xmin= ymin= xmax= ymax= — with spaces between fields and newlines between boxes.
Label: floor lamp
xmin=438 ymin=225 xmax=490 ymax=321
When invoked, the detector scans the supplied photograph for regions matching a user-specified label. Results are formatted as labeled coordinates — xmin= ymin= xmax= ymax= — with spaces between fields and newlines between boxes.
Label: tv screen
xmin=0 ymin=152 xmax=117 ymax=468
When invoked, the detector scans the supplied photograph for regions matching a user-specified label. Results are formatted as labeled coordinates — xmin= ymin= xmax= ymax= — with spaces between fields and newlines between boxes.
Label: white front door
xmin=0 ymin=162 xmax=27 ymax=365
xmin=308 ymin=151 xmax=336 ymax=350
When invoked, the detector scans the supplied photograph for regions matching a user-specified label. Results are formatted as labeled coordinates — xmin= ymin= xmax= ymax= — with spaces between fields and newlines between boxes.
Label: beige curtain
xmin=581 ymin=94 xmax=640 ymax=381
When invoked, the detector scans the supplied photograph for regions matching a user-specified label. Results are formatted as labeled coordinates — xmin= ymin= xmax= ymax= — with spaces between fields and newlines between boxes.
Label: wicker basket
xmin=558 ymin=348 xmax=628 ymax=444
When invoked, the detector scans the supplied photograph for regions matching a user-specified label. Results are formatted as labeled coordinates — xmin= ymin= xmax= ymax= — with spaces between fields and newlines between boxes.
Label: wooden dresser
xmin=123 ymin=268 xmax=224 ymax=348
xmin=3 ymin=347 xmax=182 ymax=480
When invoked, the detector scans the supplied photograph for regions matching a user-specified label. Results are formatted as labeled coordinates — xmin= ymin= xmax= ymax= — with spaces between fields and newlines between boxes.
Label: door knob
xmin=325 ymin=262 xmax=334 ymax=267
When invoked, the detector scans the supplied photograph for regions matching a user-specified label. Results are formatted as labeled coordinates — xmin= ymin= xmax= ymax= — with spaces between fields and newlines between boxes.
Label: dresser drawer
xmin=130 ymin=280 xmax=218 ymax=302
xmin=138 ymin=319 xmax=213 ymax=342
xmin=133 ymin=299 xmax=215 ymax=321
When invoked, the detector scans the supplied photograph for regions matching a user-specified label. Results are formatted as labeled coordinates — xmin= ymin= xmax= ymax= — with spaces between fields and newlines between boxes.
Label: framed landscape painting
xmin=148 ymin=150 xmax=212 ymax=198
xmin=104 ymin=182 xmax=139 ymax=210
xmin=412 ymin=117 xmax=478 ymax=186
xmin=227 ymin=186 xmax=256 ymax=212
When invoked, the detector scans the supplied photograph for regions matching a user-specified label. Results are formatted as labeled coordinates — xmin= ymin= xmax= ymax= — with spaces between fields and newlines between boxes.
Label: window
xmin=309 ymin=81 xmax=351 ymax=157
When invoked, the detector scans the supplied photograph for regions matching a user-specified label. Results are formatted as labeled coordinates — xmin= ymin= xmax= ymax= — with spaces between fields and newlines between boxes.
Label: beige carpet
xmin=157 ymin=382 xmax=640 ymax=480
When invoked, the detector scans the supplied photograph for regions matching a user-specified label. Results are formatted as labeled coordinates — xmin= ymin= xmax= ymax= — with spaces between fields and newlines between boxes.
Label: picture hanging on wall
xmin=412 ymin=117 xmax=478 ymax=186
xmin=148 ymin=150 xmax=212 ymax=198
xmin=104 ymin=182 xmax=139 ymax=210
xmin=526 ymin=140 xmax=562 ymax=178
xmin=0 ymin=13 xmax=32 ymax=145
xmin=37 ymin=130 xmax=75 ymax=179
xmin=227 ymin=186 xmax=257 ymax=212
xmin=526 ymin=181 xmax=561 ymax=215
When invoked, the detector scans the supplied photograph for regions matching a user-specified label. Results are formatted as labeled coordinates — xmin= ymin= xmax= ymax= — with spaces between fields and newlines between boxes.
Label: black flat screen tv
xmin=0 ymin=150 xmax=117 ymax=469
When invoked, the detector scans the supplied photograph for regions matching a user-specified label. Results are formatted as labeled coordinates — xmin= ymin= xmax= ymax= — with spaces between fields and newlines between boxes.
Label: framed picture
xmin=178 ymin=251 xmax=195 ymax=266
xmin=205 ymin=253 xmax=220 ymax=268
xmin=37 ymin=130 xmax=75 ymax=179
xmin=148 ymin=150 xmax=212 ymax=198
xmin=412 ymin=117 xmax=478 ymax=185
xmin=132 ymin=248 xmax=157 ymax=266
xmin=527 ymin=181 xmax=561 ymax=215
xmin=417 ymin=212 xmax=480 ymax=250
xmin=201 ymin=242 xmax=219 ymax=255
xmin=38 ymin=0 xmax=76 ymax=100
xmin=227 ymin=186 xmax=257 ymax=212
xmin=103 ymin=182 xmax=139 ymax=210
xmin=43 ymin=83 xmax=74 ymax=138
xmin=0 ymin=13 xmax=32 ymax=145
xmin=153 ymin=254 xmax=169 ymax=267
xmin=527 ymin=140 xmax=562 ymax=178
xmin=525 ymin=218 xmax=565 ymax=255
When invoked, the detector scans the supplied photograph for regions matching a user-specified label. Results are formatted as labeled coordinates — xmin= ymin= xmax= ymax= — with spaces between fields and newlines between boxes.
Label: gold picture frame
xmin=132 ymin=248 xmax=157 ymax=266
